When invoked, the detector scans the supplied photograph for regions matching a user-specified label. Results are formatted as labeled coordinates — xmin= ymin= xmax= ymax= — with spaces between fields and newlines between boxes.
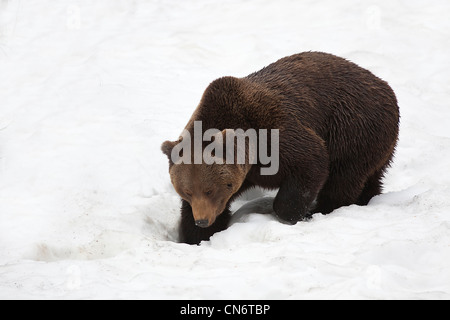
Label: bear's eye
xmin=227 ymin=183 xmax=233 ymax=188
xmin=205 ymin=190 xmax=212 ymax=196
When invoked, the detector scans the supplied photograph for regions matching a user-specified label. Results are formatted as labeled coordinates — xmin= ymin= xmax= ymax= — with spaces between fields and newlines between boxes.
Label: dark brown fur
xmin=162 ymin=52 xmax=399 ymax=244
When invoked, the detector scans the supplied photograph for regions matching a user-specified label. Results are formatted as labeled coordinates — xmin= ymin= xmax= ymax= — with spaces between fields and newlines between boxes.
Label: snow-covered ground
xmin=1 ymin=0 xmax=450 ymax=299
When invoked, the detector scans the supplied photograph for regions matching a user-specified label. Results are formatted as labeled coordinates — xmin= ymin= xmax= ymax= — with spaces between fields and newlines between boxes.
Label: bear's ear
xmin=221 ymin=129 xmax=254 ymax=173
xmin=161 ymin=140 xmax=176 ymax=159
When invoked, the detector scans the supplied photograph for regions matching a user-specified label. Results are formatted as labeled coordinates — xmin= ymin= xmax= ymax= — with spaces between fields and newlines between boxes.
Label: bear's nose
xmin=195 ymin=219 xmax=209 ymax=228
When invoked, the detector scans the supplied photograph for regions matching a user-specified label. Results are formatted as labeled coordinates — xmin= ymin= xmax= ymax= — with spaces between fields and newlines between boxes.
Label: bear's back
xmin=245 ymin=51 xmax=399 ymax=157
xmin=246 ymin=52 xmax=397 ymax=117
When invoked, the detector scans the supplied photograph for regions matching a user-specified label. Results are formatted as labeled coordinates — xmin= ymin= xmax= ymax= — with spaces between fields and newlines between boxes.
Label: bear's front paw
xmin=179 ymin=224 xmax=213 ymax=245
xmin=274 ymin=209 xmax=312 ymax=225
xmin=273 ymin=198 xmax=312 ymax=225
xmin=274 ymin=210 xmax=301 ymax=224
xmin=179 ymin=209 xmax=232 ymax=245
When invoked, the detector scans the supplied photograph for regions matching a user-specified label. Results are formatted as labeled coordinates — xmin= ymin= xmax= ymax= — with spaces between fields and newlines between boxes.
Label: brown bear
xmin=162 ymin=51 xmax=399 ymax=245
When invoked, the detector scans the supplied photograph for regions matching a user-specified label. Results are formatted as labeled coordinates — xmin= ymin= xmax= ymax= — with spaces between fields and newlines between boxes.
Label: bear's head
xmin=161 ymin=135 xmax=250 ymax=228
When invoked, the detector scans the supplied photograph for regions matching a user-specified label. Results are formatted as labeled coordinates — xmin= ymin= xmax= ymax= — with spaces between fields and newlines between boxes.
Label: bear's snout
xmin=191 ymin=197 xmax=218 ymax=227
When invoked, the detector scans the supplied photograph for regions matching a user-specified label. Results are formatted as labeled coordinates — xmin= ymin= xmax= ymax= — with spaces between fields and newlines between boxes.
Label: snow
xmin=1 ymin=0 xmax=450 ymax=299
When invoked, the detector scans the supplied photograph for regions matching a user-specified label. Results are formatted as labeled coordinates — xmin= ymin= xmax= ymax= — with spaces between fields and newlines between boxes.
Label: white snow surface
xmin=1 ymin=0 xmax=450 ymax=299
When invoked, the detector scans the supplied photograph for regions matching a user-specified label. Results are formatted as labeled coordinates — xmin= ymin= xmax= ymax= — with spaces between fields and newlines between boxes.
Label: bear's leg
xmin=313 ymin=171 xmax=366 ymax=214
xmin=356 ymin=169 xmax=384 ymax=205
xmin=273 ymin=173 xmax=326 ymax=223
xmin=179 ymin=199 xmax=231 ymax=245
xmin=273 ymin=128 xmax=329 ymax=223
xmin=357 ymin=154 xmax=394 ymax=205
